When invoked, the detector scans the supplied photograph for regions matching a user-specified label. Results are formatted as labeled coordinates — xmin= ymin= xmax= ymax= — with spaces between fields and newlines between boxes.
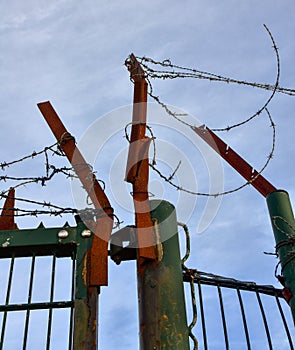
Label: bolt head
xmin=81 ymin=229 xmax=92 ymax=238
xmin=58 ymin=230 xmax=69 ymax=239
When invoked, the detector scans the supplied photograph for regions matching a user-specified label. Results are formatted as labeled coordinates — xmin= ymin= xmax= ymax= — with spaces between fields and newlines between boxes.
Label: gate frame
xmin=0 ymin=219 xmax=98 ymax=349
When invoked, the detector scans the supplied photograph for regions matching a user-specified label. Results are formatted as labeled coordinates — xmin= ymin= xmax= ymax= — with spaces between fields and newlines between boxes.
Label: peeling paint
xmin=2 ymin=238 xmax=10 ymax=247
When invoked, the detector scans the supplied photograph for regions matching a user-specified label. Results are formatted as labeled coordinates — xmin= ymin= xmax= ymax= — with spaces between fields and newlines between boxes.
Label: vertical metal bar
xmin=46 ymin=254 xmax=56 ymax=350
xmin=23 ymin=254 xmax=36 ymax=350
xmin=0 ymin=255 xmax=15 ymax=349
xmin=255 ymin=292 xmax=273 ymax=350
xmin=73 ymin=224 xmax=99 ymax=350
xmin=197 ymin=280 xmax=208 ymax=350
xmin=68 ymin=252 xmax=76 ymax=350
xmin=275 ymin=294 xmax=294 ymax=349
xmin=124 ymin=54 xmax=156 ymax=260
xmin=236 ymin=288 xmax=251 ymax=350
xmin=217 ymin=285 xmax=229 ymax=350
xmin=186 ymin=277 xmax=198 ymax=349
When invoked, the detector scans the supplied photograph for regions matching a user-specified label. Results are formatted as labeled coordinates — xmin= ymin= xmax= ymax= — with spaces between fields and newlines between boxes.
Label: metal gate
xmin=184 ymin=270 xmax=295 ymax=350
xmin=0 ymin=219 xmax=98 ymax=349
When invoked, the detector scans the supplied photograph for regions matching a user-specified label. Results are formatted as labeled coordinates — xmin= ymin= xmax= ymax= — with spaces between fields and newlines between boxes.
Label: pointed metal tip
xmin=37 ymin=222 xmax=45 ymax=229
xmin=63 ymin=221 xmax=70 ymax=228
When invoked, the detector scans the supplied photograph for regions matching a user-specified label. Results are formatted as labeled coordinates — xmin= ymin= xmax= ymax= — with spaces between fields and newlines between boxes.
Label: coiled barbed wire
xmin=0 ymin=139 xmax=120 ymax=225
xmin=0 ymin=141 xmax=76 ymax=194
xmin=126 ymin=26 xmax=283 ymax=197
xmin=124 ymin=108 xmax=276 ymax=197
xmin=134 ymin=25 xmax=285 ymax=132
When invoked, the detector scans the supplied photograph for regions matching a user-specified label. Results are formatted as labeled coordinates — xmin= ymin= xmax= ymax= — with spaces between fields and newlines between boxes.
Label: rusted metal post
xmin=192 ymin=125 xmax=276 ymax=197
xmin=267 ymin=190 xmax=295 ymax=324
xmin=73 ymin=222 xmax=100 ymax=349
xmin=0 ymin=188 xmax=18 ymax=230
xmin=138 ymin=200 xmax=189 ymax=349
xmin=38 ymin=101 xmax=113 ymax=286
xmin=125 ymin=54 xmax=157 ymax=261
xmin=125 ymin=55 xmax=189 ymax=349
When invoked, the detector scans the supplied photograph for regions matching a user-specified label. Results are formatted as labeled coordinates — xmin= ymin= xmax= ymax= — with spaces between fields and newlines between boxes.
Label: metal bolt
xmin=58 ymin=230 xmax=69 ymax=239
xmin=81 ymin=229 xmax=92 ymax=238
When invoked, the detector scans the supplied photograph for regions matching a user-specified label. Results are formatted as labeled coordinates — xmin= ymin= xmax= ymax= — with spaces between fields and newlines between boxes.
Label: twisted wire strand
xmin=179 ymin=222 xmax=198 ymax=349
xmin=270 ymin=216 xmax=295 ymax=277
xmin=149 ymin=108 xmax=275 ymax=197
xmin=0 ymin=136 xmax=118 ymax=223
xmin=126 ymin=26 xmax=280 ymax=198
xmin=0 ymin=142 xmax=61 ymax=170
xmin=135 ymin=25 xmax=283 ymax=133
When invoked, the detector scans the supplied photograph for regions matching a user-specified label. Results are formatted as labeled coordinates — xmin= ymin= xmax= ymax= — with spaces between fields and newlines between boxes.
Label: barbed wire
xmin=0 ymin=138 xmax=120 ymax=226
xmin=125 ymin=26 xmax=282 ymax=198
xmin=124 ymin=109 xmax=276 ymax=197
xmin=148 ymin=108 xmax=275 ymax=197
xmin=137 ymin=50 xmax=292 ymax=95
xmin=124 ymin=122 xmax=157 ymax=165
xmin=0 ymin=141 xmax=77 ymax=196
xmin=0 ymin=192 xmax=122 ymax=227
xmin=135 ymin=25 xmax=285 ymax=133
xmin=0 ymin=141 xmax=64 ymax=170
xmin=0 ymin=165 xmax=76 ymax=186
xmin=270 ymin=215 xmax=295 ymax=278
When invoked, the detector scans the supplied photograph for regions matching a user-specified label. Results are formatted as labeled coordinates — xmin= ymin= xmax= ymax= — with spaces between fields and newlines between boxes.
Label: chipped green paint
xmin=138 ymin=200 xmax=190 ymax=349
xmin=73 ymin=288 xmax=98 ymax=350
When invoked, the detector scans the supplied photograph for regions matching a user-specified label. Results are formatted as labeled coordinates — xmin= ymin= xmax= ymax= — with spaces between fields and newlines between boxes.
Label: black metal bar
xmin=236 ymin=288 xmax=251 ymax=350
xmin=0 ymin=255 xmax=15 ymax=349
xmin=275 ymin=294 xmax=294 ymax=350
xmin=185 ymin=272 xmax=283 ymax=298
xmin=0 ymin=301 xmax=73 ymax=312
xmin=23 ymin=254 xmax=36 ymax=350
xmin=256 ymin=292 xmax=273 ymax=350
xmin=217 ymin=285 xmax=229 ymax=350
xmin=197 ymin=280 xmax=208 ymax=350
xmin=46 ymin=253 xmax=56 ymax=350
xmin=0 ymin=243 xmax=76 ymax=259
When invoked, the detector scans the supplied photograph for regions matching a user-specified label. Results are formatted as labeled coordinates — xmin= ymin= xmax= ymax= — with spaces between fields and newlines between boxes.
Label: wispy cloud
xmin=1 ymin=1 xmax=295 ymax=348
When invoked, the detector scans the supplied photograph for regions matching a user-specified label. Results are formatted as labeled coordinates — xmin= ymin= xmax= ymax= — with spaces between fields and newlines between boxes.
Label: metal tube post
xmin=138 ymin=199 xmax=189 ymax=349
xmin=267 ymin=190 xmax=295 ymax=323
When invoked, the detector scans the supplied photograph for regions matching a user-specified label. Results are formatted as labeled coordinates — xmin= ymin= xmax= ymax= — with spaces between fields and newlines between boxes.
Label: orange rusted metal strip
xmin=192 ymin=125 xmax=277 ymax=197
xmin=125 ymin=54 xmax=156 ymax=261
xmin=38 ymin=101 xmax=113 ymax=286
xmin=0 ymin=188 xmax=18 ymax=230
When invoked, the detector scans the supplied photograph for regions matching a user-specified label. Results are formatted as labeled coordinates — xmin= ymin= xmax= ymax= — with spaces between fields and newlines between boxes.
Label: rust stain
xmin=125 ymin=55 xmax=157 ymax=261
xmin=0 ymin=188 xmax=18 ymax=230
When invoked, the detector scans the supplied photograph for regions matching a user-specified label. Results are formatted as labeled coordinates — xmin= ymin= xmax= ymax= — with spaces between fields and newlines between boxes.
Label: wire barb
xmin=0 ymin=141 xmax=120 ymax=224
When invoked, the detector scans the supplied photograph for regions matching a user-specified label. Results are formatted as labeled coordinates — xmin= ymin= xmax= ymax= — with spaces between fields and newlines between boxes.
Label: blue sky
xmin=1 ymin=1 xmax=295 ymax=349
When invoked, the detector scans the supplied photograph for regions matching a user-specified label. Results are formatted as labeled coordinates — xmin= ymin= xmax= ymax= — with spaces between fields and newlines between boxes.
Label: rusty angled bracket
xmin=192 ymin=125 xmax=277 ymax=197
xmin=38 ymin=101 xmax=113 ymax=286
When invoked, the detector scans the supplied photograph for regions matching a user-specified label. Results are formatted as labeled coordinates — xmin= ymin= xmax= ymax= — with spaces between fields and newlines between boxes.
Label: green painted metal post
xmin=137 ymin=199 xmax=189 ymax=349
xmin=73 ymin=223 xmax=99 ymax=350
xmin=267 ymin=190 xmax=295 ymax=323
